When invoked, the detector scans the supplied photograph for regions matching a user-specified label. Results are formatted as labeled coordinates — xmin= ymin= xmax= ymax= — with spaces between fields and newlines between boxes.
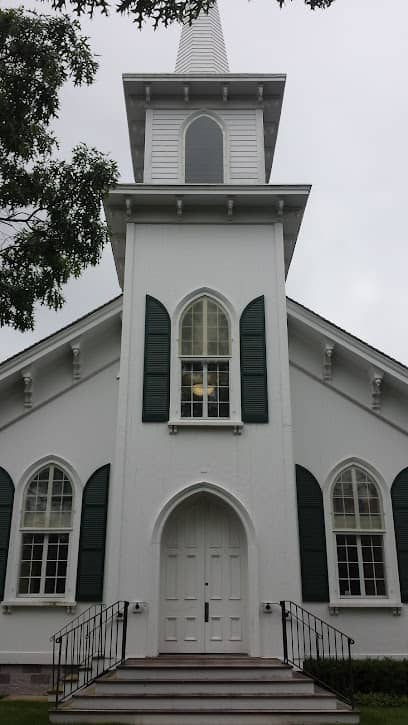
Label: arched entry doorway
xmin=159 ymin=493 xmax=247 ymax=654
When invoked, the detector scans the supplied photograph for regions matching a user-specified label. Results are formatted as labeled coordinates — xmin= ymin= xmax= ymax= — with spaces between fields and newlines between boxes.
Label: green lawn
xmin=359 ymin=708 xmax=408 ymax=725
xmin=1 ymin=701 xmax=408 ymax=724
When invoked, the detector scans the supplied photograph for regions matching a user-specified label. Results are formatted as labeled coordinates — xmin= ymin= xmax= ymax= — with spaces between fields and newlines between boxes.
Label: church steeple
xmin=175 ymin=2 xmax=229 ymax=74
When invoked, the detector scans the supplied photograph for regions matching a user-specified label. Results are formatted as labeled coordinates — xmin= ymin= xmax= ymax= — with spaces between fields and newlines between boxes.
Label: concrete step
xmin=50 ymin=706 xmax=360 ymax=724
xmin=94 ymin=676 xmax=315 ymax=695
xmin=69 ymin=691 xmax=338 ymax=711
xmin=117 ymin=662 xmax=293 ymax=681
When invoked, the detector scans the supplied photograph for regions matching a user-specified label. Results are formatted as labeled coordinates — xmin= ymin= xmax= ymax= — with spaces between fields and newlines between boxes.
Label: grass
xmin=1 ymin=701 xmax=408 ymax=724
xmin=359 ymin=707 xmax=408 ymax=725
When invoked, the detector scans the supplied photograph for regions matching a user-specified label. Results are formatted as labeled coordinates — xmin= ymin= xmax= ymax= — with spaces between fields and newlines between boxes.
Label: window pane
xmin=19 ymin=534 xmax=45 ymax=596
xmin=357 ymin=475 xmax=383 ymax=529
xmin=44 ymin=534 xmax=69 ymax=597
xmin=23 ymin=466 xmax=73 ymax=528
xmin=185 ymin=116 xmax=223 ymax=184
xmin=361 ymin=534 xmax=386 ymax=596
xmin=336 ymin=534 xmax=361 ymax=596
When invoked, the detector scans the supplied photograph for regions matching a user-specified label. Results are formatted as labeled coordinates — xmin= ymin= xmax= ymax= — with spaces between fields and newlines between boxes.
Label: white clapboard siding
xmin=175 ymin=3 xmax=229 ymax=73
xmin=147 ymin=108 xmax=263 ymax=184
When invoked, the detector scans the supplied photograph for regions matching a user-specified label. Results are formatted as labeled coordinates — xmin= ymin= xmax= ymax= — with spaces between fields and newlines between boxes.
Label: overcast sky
xmin=2 ymin=0 xmax=408 ymax=365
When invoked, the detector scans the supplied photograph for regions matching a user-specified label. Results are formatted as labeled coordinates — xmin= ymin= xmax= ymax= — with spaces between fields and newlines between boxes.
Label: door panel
xmin=160 ymin=500 xmax=205 ymax=652
xmin=160 ymin=495 xmax=246 ymax=653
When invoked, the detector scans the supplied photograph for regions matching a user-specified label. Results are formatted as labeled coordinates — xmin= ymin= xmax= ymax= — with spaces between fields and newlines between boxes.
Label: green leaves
xmin=0 ymin=145 xmax=117 ymax=331
xmin=0 ymin=9 xmax=97 ymax=159
xmin=0 ymin=9 xmax=118 ymax=331
xmin=48 ymin=0 xmax=335 ymax=28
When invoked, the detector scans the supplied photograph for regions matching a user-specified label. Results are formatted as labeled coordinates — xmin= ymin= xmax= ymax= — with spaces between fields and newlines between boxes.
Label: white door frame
xmin=148 ymin=481 xmax=260 ymax=657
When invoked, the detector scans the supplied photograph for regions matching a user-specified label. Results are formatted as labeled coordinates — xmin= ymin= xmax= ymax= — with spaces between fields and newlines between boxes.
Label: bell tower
xmin=104 ymin=2 xmax=310 ymax=658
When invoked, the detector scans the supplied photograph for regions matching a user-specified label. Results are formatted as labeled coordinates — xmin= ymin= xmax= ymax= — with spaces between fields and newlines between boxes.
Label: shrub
xmin=304 ymin=657 xmax=408 ymax=696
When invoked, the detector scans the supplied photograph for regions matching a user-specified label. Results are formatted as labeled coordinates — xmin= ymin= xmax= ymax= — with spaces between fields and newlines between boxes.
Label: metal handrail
xmin=280 ymin=600 xmax=355 ymax=707
xmin=51 ymin=600 xmax=129 ymax=708
xmin=51 ymin=603 xmax=105 ymax=641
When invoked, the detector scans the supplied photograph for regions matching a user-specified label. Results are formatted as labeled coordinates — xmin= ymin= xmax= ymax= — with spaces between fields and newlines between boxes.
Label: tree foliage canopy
xmin=49 ymin=0 xmax=335 ymax=28
xmin=0 ymin=8 xmax=118 ymax=331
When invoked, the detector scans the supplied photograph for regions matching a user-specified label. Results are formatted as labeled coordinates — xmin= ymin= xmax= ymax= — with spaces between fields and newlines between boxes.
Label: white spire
xmin=175 ymin=2 xmax=229 ymax=74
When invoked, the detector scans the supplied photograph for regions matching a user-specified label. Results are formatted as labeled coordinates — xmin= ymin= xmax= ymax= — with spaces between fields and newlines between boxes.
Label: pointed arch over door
xmin=185 ymin=115 xmax=224 ymax=183
xmin=160 ymin=492 xmax=247 ymax=653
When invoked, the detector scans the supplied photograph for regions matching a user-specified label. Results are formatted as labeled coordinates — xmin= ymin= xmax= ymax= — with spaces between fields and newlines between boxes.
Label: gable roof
xmin=287 ymin=297 xmax=408 ymax=383
xmin=0 ymin=293 xmax=407 ymax=397
xmin=0 ymin=296 xmax=122 ymax=381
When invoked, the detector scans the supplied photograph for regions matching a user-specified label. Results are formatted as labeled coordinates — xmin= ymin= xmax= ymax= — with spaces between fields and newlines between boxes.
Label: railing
xmin=51 ymin=600 xmax=129 ymax=708
xmin=280 ymin=600 xmax=355 ymax=707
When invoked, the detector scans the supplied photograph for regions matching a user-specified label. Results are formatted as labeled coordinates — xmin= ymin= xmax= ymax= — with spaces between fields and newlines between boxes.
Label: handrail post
xmin=121 ymin=601 xmax=129 ymax=663
xmin=55 ymin=636 xmax=62 ymax=709
xmin=348 ymin=637 xmax=354 ymax=708
xmin=280 ymin=600 xmax=288 ymax=663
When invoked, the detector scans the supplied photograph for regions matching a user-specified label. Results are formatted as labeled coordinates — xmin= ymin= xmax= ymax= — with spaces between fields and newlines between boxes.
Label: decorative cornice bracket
xmin=222 ymin=84 xmax=229 ymax=102
xmin=370 ymin=368 xmax=384 ymax=411
xmin=183 ymin=84 xmax=190 ymax=103
xmin=70 ymin=340 xmax=81 ymax=381
xmin=227 ymin=198 xmax=234 ymax=221
xmin=323 ymin=340 xmax=335 ymax=382
xmin=21 ymin=369 xmax=33 ymax=409
xmin=176 ymin=197 xmax=184 ymax=217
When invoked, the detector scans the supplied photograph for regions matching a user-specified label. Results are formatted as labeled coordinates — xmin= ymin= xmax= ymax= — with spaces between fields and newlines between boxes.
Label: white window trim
xmin=169 ymin=289 xmax=242 ymax=430
xmin=323 ymin=458 xmax=402 ymax=609
xmin=2 ymin=456 xmax=82 ymax=609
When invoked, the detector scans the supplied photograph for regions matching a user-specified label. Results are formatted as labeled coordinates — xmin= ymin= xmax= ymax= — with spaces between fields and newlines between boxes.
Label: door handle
xmin=204 ymin=601 xmax=209 ymax=622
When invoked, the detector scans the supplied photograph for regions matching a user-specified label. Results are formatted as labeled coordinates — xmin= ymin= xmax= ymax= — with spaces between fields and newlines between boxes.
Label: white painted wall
xmin=106 ymin=221 xmax=301 ymax=658
xmin=0 ymin=359 xmax=120 ymax=663
xmin=290 ymin=363 xmax=408 ymax=656
xmin=145 ymin=107 xmax=264 ymax=184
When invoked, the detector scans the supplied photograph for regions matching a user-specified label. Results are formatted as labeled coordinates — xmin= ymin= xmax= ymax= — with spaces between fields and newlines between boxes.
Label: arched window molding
xmin=3 ymin=456 xmax=82 ymax=606
xmin=169 ymin=290 xmax=241 ymax=425
xmin=180 ymin=111 xmax=229 ymax=184
xmin=323 ymin=459 xmax=401 ymax=607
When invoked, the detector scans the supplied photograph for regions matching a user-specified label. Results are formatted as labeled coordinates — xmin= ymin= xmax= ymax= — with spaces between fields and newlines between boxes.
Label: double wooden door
xmin=160 ymin=495 xmax=247 ymax=653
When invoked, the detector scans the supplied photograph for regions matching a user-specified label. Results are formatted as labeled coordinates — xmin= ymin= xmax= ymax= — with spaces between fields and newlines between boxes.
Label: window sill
xmin=329 ymin=601 xmax=402 ymax=616
xmin=168 ymin=419 xmax=243 ymax=435
xmin=2 ymin=599 xmax=77 ymax=615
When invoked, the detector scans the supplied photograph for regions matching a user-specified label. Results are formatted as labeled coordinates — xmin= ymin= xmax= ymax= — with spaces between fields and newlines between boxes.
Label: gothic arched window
xmin=185 ymin=116 xmax=224 ymax=183
xmin=180 ymin=296 xmax=230 ymax=418
xmin=19 ymin=465 xmax=73 ymax=596
xmin=332 ymin=465 xmax=386 ymax=597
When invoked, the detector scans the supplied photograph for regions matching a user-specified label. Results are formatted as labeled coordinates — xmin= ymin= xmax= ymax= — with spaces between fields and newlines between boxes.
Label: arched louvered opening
xmin=0 ymin=468 xmax=14 ymax=600
xmin=185 ymin=116 xmax=224 ymax=183
xmin=392 ymin=467 xmax=408 ymax=602
xmin=76 ymin=464 xmax=110 ymax=602
xmin=296 ymin=465 xmax=329 ymax=602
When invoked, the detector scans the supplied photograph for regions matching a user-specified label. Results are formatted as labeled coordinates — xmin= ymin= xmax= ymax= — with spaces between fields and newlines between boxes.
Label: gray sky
xmin=2 ymin=0 xmax=408 ymax=365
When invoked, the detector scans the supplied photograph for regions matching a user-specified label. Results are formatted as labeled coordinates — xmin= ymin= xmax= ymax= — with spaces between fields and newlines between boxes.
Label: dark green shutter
xmin=76 ymin=464 xmax=110 ymax=602
xmin=392 ymin=468 xmax=408 ymax=602
xmin=296 ymin=465 xmax=329 ymax=602
xmin=0 ymin=468 xmax=14 ymax=601
xmin=142 ymin=295 xmax=171 ymax=422
xmin=240 ymin=296 xmax=268 ymax=423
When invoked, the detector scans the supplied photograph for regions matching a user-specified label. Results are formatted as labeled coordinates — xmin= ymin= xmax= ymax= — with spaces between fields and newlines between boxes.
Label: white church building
xmin=1 ymin=3 xmax=408 ymax=721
